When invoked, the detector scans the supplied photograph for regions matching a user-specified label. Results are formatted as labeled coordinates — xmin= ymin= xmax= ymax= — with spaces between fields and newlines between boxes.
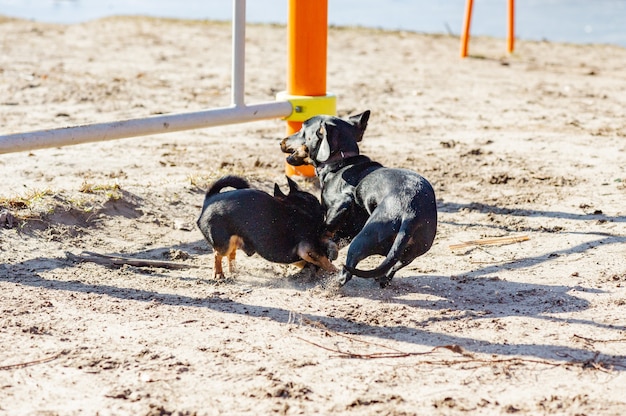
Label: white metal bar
xmin=0 ymin=0 xmax=294 ymax=155
xmin=232 ymin=0 xmax=246 ymax=106
xmin=0 ymin=101 xmax=292 ymax=154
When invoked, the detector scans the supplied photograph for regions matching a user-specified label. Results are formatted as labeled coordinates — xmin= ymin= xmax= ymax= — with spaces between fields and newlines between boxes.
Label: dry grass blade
xmin=0 ymin=351 xmax=67 ymax=371
xmin=573 ymin=334 xmax=626 ymax=343
xmin=449 ymin=235 xmax=530 ymax=250
xmin=295 ymin=336 xmax=471 ymax=360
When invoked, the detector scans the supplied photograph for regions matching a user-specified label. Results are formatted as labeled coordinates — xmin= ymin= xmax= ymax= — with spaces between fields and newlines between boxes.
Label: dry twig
xmin=291 ymin=315 xmax=622 ymax=371
xmin=66 ymin=251 xmax=197 ymax=270
xmin=293 ymin=334 xmax=612 ymax=370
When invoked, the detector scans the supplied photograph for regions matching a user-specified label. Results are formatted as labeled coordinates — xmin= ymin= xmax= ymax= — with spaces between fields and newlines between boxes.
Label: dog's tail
xmin=344 ymin=223 xmax=413 ymax=279
xmin=205 ymin=175 xmax=250 ymax=197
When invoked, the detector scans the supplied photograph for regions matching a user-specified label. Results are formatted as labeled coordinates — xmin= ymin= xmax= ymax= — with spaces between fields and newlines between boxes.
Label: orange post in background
xmin=507 ymin=0 xmax=515 ymax=53
xmin=284 ymin=0 xmax=332 ymax=177
xmin=460 ymin=0 xmax=515 ymax=58
xmin=287 ymin=0 xmax=327 ymax=97
xmin=460 ymin=0 xmax=474 ymax=58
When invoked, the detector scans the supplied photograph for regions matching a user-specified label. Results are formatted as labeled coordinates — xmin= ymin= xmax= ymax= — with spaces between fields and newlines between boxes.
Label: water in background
xmin=1 ymin=0 xmax=625 ymax=47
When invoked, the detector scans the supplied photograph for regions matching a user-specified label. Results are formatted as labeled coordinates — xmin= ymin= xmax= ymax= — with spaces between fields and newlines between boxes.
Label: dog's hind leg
xmin=371 ymin=253 xmax=410 ymax=287
xmin=227 ymin=250 xmax=237 ymax=274
xmin=376 ymin=260 xmax=405 ymax=288
xmin=214 ymin=252 xmax=225 ymax=280
xmin=375 ymin=241 xmax=427 ymax=287
xmin=226 ymin=236 xmax=244 ymax=274
xmin=338 ymin=233 xmax=384 ymax=286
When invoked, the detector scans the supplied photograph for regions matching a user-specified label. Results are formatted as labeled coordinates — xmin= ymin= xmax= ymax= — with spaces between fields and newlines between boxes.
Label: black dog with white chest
xmin=280 ymin=110 xmax=437 ymax=287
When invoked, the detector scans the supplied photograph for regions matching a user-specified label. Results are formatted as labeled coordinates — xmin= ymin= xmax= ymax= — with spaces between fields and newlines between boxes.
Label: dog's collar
xmin=315 ymin=151 xmax=363 ymax=172
xmin=321 ymin=150 xmax=359 ymax=165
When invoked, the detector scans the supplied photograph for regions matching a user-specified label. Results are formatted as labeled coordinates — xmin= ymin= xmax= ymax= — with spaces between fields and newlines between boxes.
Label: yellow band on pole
xmin=276 ymin=92 xmax=336 ymax=122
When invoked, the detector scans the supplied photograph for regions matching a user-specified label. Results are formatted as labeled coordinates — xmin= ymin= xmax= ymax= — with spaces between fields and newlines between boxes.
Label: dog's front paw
xmin=337 ymin=266 xmax=352 ymax=286
xmin=326 ymin=240 xmax=338 ymax=261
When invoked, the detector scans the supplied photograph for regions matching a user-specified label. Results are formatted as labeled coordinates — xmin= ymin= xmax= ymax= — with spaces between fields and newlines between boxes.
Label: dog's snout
xmin=280 ymin=137 xmax=289 ymax=152
xmin=280 ymin=135 xmax=300 ymax=153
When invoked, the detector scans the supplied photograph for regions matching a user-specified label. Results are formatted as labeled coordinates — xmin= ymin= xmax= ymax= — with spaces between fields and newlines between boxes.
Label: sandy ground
xmin=1 ymin=15 xmax=626 ymax=415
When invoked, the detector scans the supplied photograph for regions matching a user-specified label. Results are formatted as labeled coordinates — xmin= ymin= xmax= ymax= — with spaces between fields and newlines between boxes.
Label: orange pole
xmin=507 ymin=0 xmax=515 ymax=53
xmin=460 ymin=0 xmax=473 ymax=58
xmin=284 ymin=0 xmax=328 ymax=177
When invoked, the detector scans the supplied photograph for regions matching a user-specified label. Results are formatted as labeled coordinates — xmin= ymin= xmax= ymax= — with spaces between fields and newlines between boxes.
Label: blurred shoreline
xmin=1 ymin=0 xmax=625 ymax=47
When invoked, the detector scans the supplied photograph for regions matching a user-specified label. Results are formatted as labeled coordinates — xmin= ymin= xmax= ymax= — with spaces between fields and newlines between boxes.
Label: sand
xmin=1 ymin=15 xmax=626 ymax=415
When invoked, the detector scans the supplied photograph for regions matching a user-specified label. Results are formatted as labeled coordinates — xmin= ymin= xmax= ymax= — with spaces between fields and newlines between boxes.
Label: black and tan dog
xmin=197 ymin=175 xmax=337 ymax=279
xmin=280 ymin=110 xmax=437 ymax=288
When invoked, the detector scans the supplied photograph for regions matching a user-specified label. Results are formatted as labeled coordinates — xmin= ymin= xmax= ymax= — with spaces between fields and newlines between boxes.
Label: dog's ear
xmin=316 ymin=124 xmax=331 ymax=162
xmin=286 ymin=175 xmax=301 ymax=194
xmin=273 ymin=183 xmax=286 ymax=199
xmin=348 ymin=110 xmax=370 ymax=142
